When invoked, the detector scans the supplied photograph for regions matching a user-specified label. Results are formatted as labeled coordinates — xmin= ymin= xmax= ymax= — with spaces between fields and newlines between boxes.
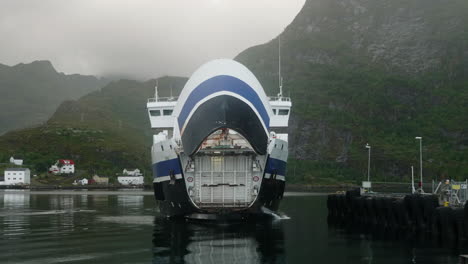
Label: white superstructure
xmin=147 ymin=60 xmax=292 ymax=216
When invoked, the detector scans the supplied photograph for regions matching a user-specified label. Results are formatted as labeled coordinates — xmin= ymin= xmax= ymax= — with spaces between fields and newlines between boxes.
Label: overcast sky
xmin=0 ymin=0 xmax=305 ymax=80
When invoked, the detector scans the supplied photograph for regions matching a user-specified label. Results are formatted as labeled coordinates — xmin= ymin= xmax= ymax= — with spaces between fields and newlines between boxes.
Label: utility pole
xmin=415 ymin=137 xmax=423 ymax=192
xmin=366 ymin=143 xmax=371 ymax=182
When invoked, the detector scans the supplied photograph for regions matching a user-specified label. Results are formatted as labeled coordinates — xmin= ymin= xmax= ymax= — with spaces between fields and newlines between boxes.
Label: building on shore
xmin=73 ymin=178 xmax=88 ymax=185
xmin=118 ymin=175 xmax=144 ymax=186
xmin=9 ymin=156 xmax=23 ymax=166
xmin=118 ymin=168 xmax=144 ymax=185
xmin=92 ymin=175 xmax=109 ymax=185
xmin=49 ymin=159 xmax=75 ymax=175
xmin=122 ymin=168 xmax=142 ymax=176
xmin=77 ymin=178 xmax=88 ymax=185
xmin=2 ymin=168 xmax=31 ymax=185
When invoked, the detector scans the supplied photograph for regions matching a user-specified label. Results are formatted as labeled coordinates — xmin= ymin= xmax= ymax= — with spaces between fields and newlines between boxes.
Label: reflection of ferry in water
xmin=153 ymin=218 xmax=285 ymax=263
xmin=147 ymin=59 xmax=291 ymax=219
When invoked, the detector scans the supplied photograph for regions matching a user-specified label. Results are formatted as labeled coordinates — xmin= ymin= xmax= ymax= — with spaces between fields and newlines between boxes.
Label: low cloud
xmin=0 ymin=0 xmax=304 ymax=80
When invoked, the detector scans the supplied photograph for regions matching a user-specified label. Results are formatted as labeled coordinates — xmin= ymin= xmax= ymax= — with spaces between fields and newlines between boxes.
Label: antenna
xmin=170 ymin=82 xmax=173 ymax=99
xmin=278 ymin=34 xmax=283 ymax=98
xmin=154 ymin=80 xmax=159 ymax=101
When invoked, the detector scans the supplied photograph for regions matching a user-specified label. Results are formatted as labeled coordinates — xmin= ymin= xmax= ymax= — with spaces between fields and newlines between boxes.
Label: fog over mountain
xmin=0 ymin=0 xmax=305 ymax=80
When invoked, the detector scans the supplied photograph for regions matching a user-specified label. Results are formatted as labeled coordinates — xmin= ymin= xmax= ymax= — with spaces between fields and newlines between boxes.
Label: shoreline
xmin=0 ymin=189 xmax=326 ymax=197
xmin=0 ymin=185 xmax=153 ymax=191
xmin=285 ymin=183 xmax=358 ymax=193
xmin=0 ymin=182 xmax=416 ymax=194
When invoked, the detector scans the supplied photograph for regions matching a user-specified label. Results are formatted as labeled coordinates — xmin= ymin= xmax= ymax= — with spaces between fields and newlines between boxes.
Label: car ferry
xmin=147 ymin=59 xmax=291 ymax=220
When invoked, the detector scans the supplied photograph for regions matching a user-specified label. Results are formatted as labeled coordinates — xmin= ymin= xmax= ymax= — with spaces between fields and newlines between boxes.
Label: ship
xmin=147 ymin=59 xmax=291 ymax=220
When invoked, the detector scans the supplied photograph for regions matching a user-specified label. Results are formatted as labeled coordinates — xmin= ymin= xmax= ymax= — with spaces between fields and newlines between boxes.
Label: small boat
xmin=147 ymin=59 xmax=291 ymax=220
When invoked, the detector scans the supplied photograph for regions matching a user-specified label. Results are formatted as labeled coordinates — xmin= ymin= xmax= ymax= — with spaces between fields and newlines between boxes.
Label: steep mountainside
xmin=0 ymin=76 xmax=187 ymax=179
xmin=1 ymin=0 xmax=467 ymax=185
xmin=236 ymin=0 xmax=468 ymax=183
xmin=0 ymin=60 xmax=108 ymax=135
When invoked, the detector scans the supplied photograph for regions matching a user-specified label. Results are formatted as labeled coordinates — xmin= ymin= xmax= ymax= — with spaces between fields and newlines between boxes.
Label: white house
xmin=118 ymin=168 xmax=144 ymax=185
xmin=4 ymin=168 xmax=30 ymax=185
xmin=78 ymin=178 xmax=88 ymax=185
xmin=49 ymin=159 xmax=75 ymax=174
xmin=122 ymin=168 xmax=142 ymax=176
xmin=9 ymin=156 xmax=23 ymax=166
xmin=118 ymin=175 xmax=144 ymax=186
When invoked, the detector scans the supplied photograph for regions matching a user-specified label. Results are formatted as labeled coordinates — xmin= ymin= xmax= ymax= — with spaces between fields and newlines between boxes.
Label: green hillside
xmin=236 ymin=0 xmax=468 ymax=183
xmin=0 ymin=60 xmax=108 ymax=135
xmin=0 ymin=76 xmax=187 ymax=181
xmin=1 ymin=0 xmax=467 ymax=185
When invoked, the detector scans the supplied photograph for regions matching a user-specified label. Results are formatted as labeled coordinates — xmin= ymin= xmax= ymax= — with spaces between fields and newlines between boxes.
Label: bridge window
xmin=273 ymin=109 xmax=277 ymax=115
xmin=163 ymin=109 xmax=173 ymax=116
xmin=278 ymin=109 xmax=289 ymax=116
xmin=150 ymin=110 xmax=161 ymax=117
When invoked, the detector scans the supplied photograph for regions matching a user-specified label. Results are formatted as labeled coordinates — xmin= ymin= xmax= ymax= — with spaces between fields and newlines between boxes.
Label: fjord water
xmin=0 ymin=190 xmax=461 ymax=263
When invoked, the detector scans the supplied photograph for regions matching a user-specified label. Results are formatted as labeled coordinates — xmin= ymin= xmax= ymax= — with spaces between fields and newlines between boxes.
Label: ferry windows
xmin=273 ymin=109 xmax=290 ymax=115
xmin=150 ymin=109 xmax=173 ymax=116
xmin=150 ymin=110 xmax=161 ymax=117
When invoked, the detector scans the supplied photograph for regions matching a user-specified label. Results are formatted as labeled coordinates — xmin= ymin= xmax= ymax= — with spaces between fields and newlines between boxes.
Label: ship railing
xmin=147 ymin=96 xmax=179 ymax=103
xmin=268 ymin=96 xmax=291 ymax=102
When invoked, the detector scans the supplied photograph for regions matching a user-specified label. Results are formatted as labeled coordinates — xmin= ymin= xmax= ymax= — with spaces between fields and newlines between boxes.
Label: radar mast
xmin=154 ymin=80 xmax=159 ymax=101
xmin=278 ymin=34 xmax=283 ymax=98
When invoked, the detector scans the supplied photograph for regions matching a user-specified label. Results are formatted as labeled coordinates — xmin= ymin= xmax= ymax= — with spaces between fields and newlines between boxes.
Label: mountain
xmin=2 ymin=0 xmax=467 ymax=185
xmin=236 ymin=0 xmax=468 ymax=183
xmin=0 ymin=76 xmax=187 ymax=180
xmin=0 ymin=60 xmax=108 ymax=135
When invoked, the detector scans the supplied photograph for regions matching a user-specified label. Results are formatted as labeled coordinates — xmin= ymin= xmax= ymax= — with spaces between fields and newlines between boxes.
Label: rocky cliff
xmin=237 ymin=0 xmax=468 ymax=182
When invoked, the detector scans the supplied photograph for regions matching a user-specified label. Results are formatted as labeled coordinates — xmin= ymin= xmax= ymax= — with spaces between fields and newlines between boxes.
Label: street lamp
xmin=415 ymin=136 xmax=423 ymax=192
xmin=365 ymin=143 xmax=371 ymax=182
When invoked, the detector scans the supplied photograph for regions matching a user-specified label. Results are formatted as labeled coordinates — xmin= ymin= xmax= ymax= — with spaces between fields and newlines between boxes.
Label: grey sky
xmin=0 ymin=0 xmax=305 ymax=80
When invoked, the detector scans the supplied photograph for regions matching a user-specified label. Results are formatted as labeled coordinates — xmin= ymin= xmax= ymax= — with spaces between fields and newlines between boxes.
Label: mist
xmin=0 ymin=0 xmax=305 ymax=80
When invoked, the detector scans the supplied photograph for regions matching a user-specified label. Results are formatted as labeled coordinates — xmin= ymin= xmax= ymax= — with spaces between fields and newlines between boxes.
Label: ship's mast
xmin=155 ymin=80 xmax=159 ymax=101
xmin=278 ymin=34 xmax=283 ymax=98
xmin=170 ymin=82 xmax=173 ymax=99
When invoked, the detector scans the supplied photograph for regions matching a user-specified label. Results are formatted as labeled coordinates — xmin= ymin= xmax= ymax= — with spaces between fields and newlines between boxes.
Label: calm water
xmin=0 ymin=190 xmax=462 ymax=263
